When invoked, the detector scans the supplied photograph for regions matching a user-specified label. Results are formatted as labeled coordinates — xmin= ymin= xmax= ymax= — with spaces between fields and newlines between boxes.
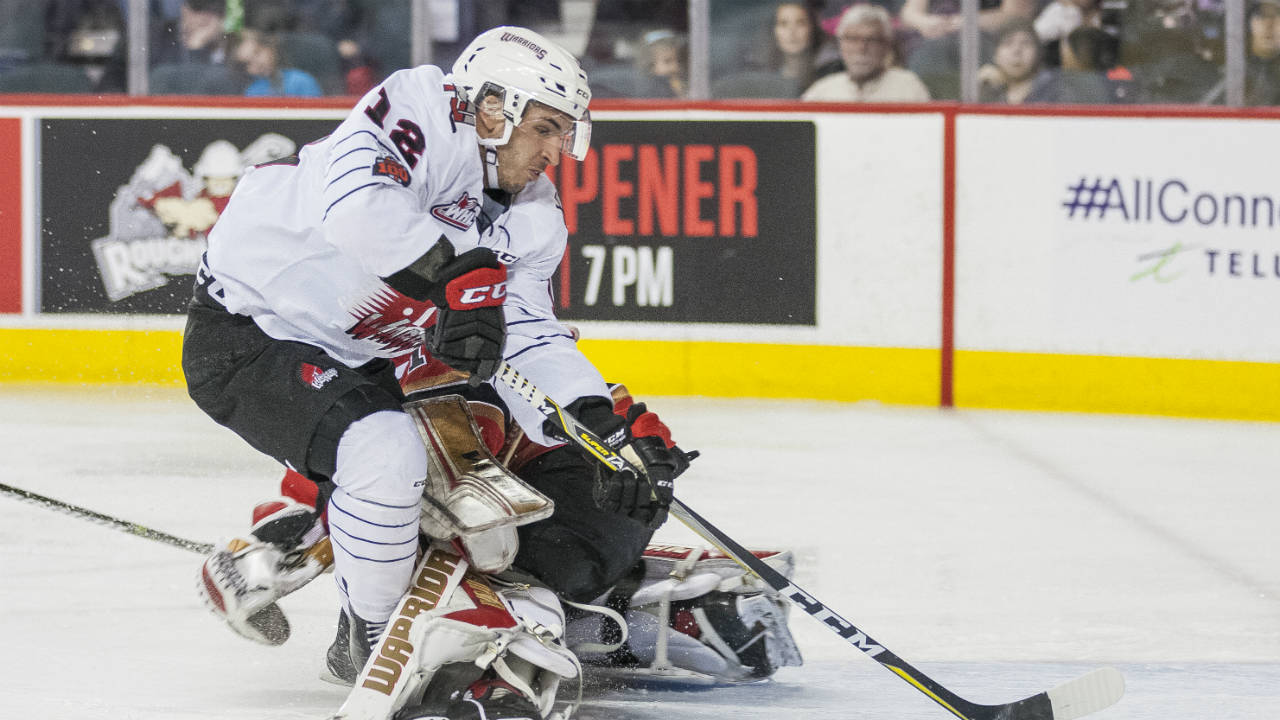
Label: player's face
xmin=495 ymin=103 xmax=575 ymax=193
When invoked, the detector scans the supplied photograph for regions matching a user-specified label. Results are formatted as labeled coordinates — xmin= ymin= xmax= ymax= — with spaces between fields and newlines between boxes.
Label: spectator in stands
xmin=50 ymin=0 xmax=128 ymax=92
xmin=978 ymin=19 xmax=1061 ymax=102
xmin=802 ymin=4 xmax=931 ymax=101
xmin=1057 ymin=25 xmax=1124 ymax=102
xmin=287 ymin=0 xmax=409 ymax=95
xmin=154 ymin=0 xmax=232 ymax=66
xmin=150 ymin=0 xmax=246 ymax=95
xmin=1247 ymin=0 xmax=1280 ymax=104
xmin=635 ymin=29 xmax=688 ymax=97
xmin=1035 ymin=0 xmax=1103 ymax=52
xmin=1123 ymin=27 xmax=1221 ymax=103
xmin=716 ymin=2 xmax=831 ymax=98
xmin=584 ymin=0 xmax=688 ymax=69
xmin=766 ymin=2 xmax=828 ymax=90
xmin=1119 ymin=0 xmax=1221 ymax=103
xmin=234 ymin=25 xmax=323 ymax=97
xmin=900 ymin=0 xmax=1037 ymax=98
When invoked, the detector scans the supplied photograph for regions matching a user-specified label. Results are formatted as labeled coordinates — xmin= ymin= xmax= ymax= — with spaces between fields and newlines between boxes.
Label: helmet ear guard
xmin=473 ymin=82 xmax=517 ymax=150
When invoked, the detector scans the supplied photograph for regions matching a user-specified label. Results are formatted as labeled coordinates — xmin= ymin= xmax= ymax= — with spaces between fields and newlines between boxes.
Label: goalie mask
xmin=451 ymin=26 xmax=592 ymax=161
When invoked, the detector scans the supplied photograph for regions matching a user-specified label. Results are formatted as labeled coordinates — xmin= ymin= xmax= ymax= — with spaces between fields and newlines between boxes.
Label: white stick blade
xmin=1047 ymin=667 xmax=1126 ymax=720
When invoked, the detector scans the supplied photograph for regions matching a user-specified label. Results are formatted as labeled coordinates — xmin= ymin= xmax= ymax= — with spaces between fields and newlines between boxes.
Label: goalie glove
xmin=550 ymin=396 xmax=696 ymax=529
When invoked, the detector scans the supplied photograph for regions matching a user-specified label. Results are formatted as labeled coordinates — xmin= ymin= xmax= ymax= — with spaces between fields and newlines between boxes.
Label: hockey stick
xmin=492 ymin=362 xmax=1125 ymax=720
xmin=0 ymin=481 xmax=215 ymax=554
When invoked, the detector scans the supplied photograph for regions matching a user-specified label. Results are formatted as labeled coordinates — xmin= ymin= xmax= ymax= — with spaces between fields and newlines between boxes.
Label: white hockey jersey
xmin=205 ymin=65 xmax=486 ymax=367
xmin=203 ymin=64 xmax=607 ymax=445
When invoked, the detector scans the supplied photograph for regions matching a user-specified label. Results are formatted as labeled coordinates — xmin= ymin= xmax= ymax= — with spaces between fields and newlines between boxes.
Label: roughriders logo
xmin=90 ymin=134 xmax=296 ymax=301
xmin=431 ymin=192 xmax=482 ymax=230
xmin=300 ymin=363 xmax=340 ymax=389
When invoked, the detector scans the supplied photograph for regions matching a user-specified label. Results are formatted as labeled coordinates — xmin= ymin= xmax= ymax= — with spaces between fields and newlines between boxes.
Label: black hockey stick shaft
xmin=0 ymin=481 xmax=215 ymax=554
xmin=671 ymin=497 xmax=1049 ymax=720
xmin=493 ymin=362 xmax=1117 ymax=720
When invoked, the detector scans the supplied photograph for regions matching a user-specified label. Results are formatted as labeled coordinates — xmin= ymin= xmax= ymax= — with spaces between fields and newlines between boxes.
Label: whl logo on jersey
xmin=431 ymin=192 xmax=481 ymax=230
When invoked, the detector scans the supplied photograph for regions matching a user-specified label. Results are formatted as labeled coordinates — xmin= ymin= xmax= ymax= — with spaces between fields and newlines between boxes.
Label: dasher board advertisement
xmin=547 ymin=120 xmax=817 ymax=325
xmin=39 ymin=118 xmax=337 ymax=314
xmin=956 ymin=115 xmax=1280 ymax=363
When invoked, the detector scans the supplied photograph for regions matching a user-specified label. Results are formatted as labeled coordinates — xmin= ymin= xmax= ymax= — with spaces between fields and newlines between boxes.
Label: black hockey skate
xmin=323 ymin=608 xmax=383 ymax=686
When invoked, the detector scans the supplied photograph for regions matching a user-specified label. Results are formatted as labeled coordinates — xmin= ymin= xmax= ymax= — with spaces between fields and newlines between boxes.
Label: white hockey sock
xmin=329 ymin=410 xmax=427 ymax=623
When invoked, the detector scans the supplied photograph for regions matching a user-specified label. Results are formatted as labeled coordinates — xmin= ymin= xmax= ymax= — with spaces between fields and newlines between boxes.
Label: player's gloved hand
xmin=554 ymin=396 xmax=696 ymax=528
xmin=420 ymin=241 xmax=508 ymax=382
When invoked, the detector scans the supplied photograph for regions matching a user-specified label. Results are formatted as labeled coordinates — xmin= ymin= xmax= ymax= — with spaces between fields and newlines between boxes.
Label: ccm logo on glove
xmin=445 ymin=268 xmax=507 ymax=308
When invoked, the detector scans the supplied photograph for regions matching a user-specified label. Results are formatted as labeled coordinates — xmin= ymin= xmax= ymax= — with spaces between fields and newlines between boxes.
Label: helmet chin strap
xmin=478 ymin=120 xmax=514 ymax=190
xmin=482 ymin=146 xmax=500 ymax=189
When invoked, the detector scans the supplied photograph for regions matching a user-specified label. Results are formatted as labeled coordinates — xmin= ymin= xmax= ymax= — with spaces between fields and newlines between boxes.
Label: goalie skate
xmin=198 ymin=498 xmax=331 ymax=645
xmin=568 ymin=544 xmax=803 ymax=685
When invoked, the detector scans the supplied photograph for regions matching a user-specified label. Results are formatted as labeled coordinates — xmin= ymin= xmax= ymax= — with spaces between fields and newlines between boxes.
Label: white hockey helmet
xmin=451 ymin=26 xmax=592 ymax=160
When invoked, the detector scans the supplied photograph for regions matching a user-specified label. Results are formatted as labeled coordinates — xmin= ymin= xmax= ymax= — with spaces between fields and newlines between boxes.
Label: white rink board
xmin=813 ymin=113 xmax=943 ymax=348
xmin=955 ymin=114 xmax=1280 ymax=362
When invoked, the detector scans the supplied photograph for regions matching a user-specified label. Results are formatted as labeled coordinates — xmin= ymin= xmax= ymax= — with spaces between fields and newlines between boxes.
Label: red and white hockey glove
xmin=553 ymin=396 xmax=697 ymax=529
xmin=384 ymin=238 xmax=507 ymax=382
xmin=425 ymin=245 xmax=507 ymax=382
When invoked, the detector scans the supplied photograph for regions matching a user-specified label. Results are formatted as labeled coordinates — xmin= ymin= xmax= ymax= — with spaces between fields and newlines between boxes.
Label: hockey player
xmin=197 ymin=184 xmax=802 ymax=714
xmin=188 ymin=26 xmax=728 ymax=720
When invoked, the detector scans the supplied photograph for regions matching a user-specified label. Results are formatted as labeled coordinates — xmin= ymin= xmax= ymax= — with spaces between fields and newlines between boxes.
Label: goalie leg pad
xmin=566 ymin=544 xmax=803 ymax=684
xmin=405 ymin=395 xmax=553 ymax=574
xmin=330 ymin=545 xmax=578 ymax=720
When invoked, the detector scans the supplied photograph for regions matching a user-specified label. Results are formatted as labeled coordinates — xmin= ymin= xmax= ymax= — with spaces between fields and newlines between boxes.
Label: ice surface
xmin=2 ymin=386 xmax=1277 ymax=719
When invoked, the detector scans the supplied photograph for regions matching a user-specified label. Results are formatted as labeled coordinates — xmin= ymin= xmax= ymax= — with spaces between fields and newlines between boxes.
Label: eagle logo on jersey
xmin=431 ymin=192 xmax=482 ymax=230
xmin=372 ymin=154 xmax=411 ymax=187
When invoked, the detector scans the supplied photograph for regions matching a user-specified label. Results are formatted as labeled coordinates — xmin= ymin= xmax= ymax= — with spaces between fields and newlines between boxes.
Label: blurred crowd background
xmin=0 ymin=0 xmax=1272 ymax=105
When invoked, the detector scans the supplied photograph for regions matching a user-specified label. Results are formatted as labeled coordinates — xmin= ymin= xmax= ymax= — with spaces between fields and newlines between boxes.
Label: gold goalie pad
xmin=404 ymin=394 xmax=554 ymax=546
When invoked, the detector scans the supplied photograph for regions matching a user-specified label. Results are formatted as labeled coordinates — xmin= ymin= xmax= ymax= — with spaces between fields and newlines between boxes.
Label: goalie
xmin=189 ymin=26 xmax=799 ymax=720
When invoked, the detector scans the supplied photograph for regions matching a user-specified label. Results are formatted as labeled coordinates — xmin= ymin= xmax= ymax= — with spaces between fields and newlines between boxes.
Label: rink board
xmin=0 ymin=98 xmax=1278 ymax=420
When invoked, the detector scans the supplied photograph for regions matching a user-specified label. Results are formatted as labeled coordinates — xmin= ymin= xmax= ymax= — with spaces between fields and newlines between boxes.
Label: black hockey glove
xmin=552 ymin=396 xmax=696 ymax=529
xmin=384 ymin=238 xmax=508 ymax=382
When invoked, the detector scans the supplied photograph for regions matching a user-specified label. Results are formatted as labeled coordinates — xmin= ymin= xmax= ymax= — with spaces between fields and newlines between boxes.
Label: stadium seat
xmin=150 ymin=62 xmax=243 ymax=95
xmin=0 ymin=63 xmax=93 ymax=93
